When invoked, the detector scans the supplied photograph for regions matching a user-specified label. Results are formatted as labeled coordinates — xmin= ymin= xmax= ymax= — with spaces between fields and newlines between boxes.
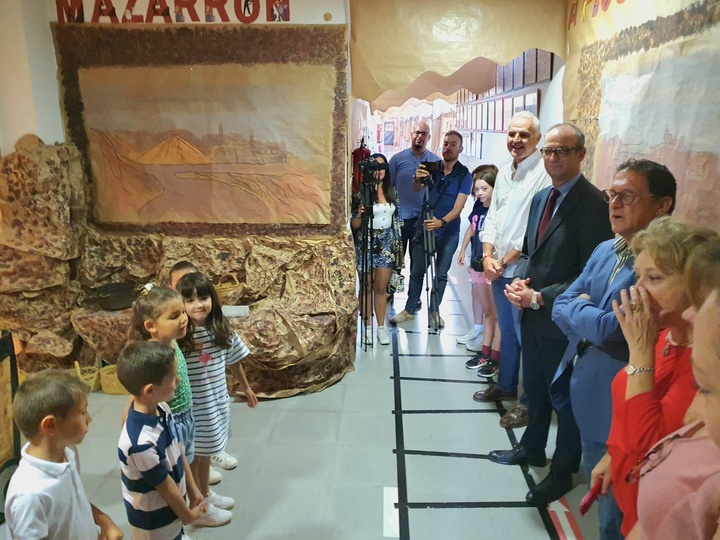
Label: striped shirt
xmin=118 ymin=402 xmax=185 ymax=540
xmin=185 ymin=328 xmax=250 ymax=455
xmin=609 ymin=237 xmax=634 ymax=284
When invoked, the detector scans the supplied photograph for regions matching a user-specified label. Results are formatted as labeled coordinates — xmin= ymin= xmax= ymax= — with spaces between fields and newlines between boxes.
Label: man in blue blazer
xmin=487 ymin=124 xmax=613 ymax=506
xmin=552 ymin=160 xmax=676 ymax=539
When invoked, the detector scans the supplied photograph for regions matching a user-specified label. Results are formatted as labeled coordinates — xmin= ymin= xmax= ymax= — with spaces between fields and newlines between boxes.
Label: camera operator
xmin=391 ymin=131 xmax=472 ymax=328
xmin=389 ymin=122 xmax=441 ymax=306
xmin=350 ymin=153 xmax=403 ymax=346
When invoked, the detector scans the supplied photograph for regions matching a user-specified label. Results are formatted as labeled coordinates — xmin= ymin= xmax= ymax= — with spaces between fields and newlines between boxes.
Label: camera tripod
xmin=357 ymin=181 xmax=377 ymax=349
xmin=419 ymin=184 xmax=441 ymax=331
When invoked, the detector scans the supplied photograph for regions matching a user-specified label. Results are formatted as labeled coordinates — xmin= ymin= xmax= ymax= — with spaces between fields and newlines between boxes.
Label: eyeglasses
xmin=602 ymin=189 xmax=656 ymax=206
xmin=625 ymin=421 xmax=704 ymax=484
xmin=540 ymin=146 xmax=580 ymax=158
xmin=413 ymin=131 xmax=430 ymax=137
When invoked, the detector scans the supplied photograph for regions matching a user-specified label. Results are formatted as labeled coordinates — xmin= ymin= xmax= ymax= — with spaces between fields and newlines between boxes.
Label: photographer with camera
xmin=391 ymin=131 xmax=472 ymax=329
xmin=389 ymin=122 xmax=441 ymax=306
xmin=350 ymin=153 xmax=403 ymax=346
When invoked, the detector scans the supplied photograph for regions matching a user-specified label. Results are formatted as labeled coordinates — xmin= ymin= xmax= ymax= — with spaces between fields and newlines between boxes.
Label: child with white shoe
xmin=176 ymin=272 xmax=258 ymax=525
xmin=169 ymin=260 xmax=232 ymax=485
xmin=456 ymin=165 xmax=501 ymax=368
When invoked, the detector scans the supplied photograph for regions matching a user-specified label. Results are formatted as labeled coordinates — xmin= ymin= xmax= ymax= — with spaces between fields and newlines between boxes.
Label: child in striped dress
xmin=177 ymin=272 xmax=258 ymax=522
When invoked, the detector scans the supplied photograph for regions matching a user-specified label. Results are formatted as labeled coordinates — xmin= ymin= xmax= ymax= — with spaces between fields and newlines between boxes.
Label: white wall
xmin=462 ymin=63 xmax=566 ymax=172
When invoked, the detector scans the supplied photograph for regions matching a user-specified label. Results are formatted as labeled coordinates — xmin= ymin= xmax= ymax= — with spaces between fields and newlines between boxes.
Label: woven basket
xmin=214 ymin=274 xmax=244 ymax=305
xmin=73 ymin=361 xmax=100 ymax=392
xmin=100 ymin=364 xmax=128 ymax=395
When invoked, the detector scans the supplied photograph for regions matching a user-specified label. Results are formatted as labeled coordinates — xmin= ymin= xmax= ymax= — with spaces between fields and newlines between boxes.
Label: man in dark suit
xmin=487 ymin=123 xmax=613 ymax=506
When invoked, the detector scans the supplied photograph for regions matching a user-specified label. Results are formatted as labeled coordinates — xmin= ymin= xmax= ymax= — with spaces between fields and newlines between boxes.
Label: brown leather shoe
xmin=473 ymin=384 xmax=518 ymax=403
xmin=500 ymin=404 xmax=528 ymax=429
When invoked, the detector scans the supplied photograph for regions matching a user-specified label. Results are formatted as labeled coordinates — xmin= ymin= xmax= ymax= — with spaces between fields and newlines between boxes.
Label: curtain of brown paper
xmin=350 ymin=0 xmax=567 ymax=111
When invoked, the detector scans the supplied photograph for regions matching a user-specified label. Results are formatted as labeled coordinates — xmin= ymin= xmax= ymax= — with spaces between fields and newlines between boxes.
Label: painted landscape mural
xmin=79 ymin=64 xmax=335 ymax=225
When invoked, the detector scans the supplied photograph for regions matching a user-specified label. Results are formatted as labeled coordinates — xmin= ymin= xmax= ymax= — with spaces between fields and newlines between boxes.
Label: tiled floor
xmin=0 ymin=249 xmax=601 ymax=540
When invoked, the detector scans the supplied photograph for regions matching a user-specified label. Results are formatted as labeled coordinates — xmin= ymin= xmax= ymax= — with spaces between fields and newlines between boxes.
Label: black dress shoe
xmin=472 ymin=384 xmax=517 ymax=403
xmin=526 ymin=471 xmax=573 ymax=506
xmin=488 ymin=446 xmax=546 ymax=467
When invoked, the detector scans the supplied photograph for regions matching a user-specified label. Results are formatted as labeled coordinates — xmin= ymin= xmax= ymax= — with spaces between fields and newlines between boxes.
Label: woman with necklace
xmin=589 ymin=216 xmax=719 ymax=537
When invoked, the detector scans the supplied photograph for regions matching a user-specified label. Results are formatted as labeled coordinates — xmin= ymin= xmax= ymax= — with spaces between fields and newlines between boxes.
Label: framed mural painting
xmin=53 ymin=24 xmax=347 ymax=236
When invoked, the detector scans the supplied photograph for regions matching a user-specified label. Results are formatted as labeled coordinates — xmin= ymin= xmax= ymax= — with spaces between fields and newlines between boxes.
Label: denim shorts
xmin=172 ymin=409 xmax=195 ymax=464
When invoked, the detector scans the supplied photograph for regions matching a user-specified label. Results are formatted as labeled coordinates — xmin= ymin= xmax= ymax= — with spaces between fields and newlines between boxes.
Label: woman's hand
xmin=612 ymin=285 xmax=659 ymax=364
xmin=590 ymin=452 xmax=613 ymax=495
xmin=457 ymin=252 xmax=466 ymax=266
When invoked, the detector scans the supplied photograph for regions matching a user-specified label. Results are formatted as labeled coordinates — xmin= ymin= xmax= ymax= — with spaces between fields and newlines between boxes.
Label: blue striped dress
xmin=184 ymin=327 xmax=249 ymax=456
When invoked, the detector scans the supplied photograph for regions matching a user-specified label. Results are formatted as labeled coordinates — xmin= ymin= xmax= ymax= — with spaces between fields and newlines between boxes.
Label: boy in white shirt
xmin=5 ymin=369 xmax=123 ymax=539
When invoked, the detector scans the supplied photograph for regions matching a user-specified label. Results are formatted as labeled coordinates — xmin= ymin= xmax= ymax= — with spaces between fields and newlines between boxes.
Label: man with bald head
xmin=487 ymin=123 xmax=613 ymax=506
xmin=474 ymin=112 xmax=551 ymax=406
xmin=389 ymin=121 xmax=442 ymax=298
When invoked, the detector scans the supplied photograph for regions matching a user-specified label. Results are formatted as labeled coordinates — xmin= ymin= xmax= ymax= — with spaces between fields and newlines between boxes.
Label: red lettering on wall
xmin=56 ymin=0 xmax=85 ymax=23
xmin=145 ymin=0 xmax=172 ymax=22
xmin=234 ymin=0 xmax=259 ymax=23
xmin=122 ymin=0 xmax=144 ymax=22
xmin=92 ymin=0 xmax=119 ymax=23
xmin=175 ymin=0 xmax=201 ymax=22
xmin=601 ymin=0 xmax=612 ymax=10
xmin=205 ymin=0 xmax=230 ymax=22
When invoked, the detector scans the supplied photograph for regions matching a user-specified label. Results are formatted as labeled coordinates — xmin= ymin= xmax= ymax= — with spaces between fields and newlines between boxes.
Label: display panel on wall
xmin=53 ymin=24 xmax=347 ymax=236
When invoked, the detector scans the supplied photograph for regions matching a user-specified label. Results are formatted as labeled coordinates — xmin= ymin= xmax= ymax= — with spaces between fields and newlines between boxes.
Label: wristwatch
xmin=529 ymin=291 xmax=540 ymax=310
xmin=624 ymin=364 xmax=654 ymax=376
xmin=500 ymin=258 xmax=509 ymax=269
xmin=440 ymin=218 xmax=447 ymax=228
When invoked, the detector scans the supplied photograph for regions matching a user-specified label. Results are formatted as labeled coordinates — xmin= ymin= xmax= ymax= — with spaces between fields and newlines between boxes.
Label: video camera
xmin=416 ymin=160 xmax=441 ymax=187
xmin=358 ymin=157 xmax=389 ymax=184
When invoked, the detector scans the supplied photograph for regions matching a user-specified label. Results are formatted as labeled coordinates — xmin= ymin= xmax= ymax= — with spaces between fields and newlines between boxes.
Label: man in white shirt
xmin=474 ymin=112 xmax=551 ymax=404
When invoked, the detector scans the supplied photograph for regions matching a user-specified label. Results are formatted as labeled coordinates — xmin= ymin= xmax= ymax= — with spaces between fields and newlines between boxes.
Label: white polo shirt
xmin=5 ymin=444 xmax=98 ymax=540
xmin=481 ymin=151 xmax=551 ymax=277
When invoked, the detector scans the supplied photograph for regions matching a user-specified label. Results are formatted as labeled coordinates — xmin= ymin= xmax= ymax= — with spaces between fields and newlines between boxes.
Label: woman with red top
xmin=590 ymin=216 xmax=719 ymax=537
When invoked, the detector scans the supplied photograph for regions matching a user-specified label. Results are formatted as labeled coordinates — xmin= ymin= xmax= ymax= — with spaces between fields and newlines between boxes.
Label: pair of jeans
xmin=492 ymin=278 xmax=522 ymax=394
xmin=581 ymin=437 xmax=624 ymax=540
xmin=404 ymin=230 xmax=459 ymax=314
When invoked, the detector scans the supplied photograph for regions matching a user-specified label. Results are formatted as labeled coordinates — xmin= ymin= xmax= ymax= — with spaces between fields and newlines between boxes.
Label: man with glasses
xmin=389 ymin=121 xmax=441 ymax=308
xmin=391 ymin=131 xmax=472 ymax=327
xmin=487 ymin=123 xmax=613 ymax=506
xmin=473 ymin=112 xmax=550 ymax=407
xmin=551 ymin=160 xmax=676 ymax=539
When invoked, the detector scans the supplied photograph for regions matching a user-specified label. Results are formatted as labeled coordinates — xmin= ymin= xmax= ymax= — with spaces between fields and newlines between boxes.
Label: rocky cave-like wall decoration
xmin=0 ymin=24 xmax=356 ymax=397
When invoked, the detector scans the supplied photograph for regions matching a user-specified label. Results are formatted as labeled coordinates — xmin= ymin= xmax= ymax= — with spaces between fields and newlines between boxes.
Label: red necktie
xmin=537 ymin=188 xmax=560 ymax=241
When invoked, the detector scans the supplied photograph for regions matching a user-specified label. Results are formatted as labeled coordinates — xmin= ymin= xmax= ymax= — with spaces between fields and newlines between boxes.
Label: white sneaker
xmin=376 ymin=326 xmax=390 ymax=345
xmin=466 ymin=334 xmax=483 ymax=352
xmin=456 ymin=326 xmax=483 ymax=344
xmin=211 ymin=450 xmax=238 ymax=470
xmin=209 ymin=466 xmax=222 ymax=485
xmin=192 ymin=502 xmax=232 ymax=527
xmin=206 ymin=490 xmax=235 ymax=510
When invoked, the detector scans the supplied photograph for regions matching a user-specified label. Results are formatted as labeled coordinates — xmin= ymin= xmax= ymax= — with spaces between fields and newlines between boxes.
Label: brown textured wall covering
xmin=1 ymin=24 xmax=355 ymax=397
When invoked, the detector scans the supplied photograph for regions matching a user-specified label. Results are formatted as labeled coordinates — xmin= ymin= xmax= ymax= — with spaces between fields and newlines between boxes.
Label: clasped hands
xmin=504 ymin=278 xmax=537 ymax=309
xmin=482 ymin=257 xmax=504 ymax=282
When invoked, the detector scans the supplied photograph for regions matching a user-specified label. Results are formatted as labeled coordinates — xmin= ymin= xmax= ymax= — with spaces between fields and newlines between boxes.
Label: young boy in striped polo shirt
xmin=117 ymin=341 xmax=205 ymax=540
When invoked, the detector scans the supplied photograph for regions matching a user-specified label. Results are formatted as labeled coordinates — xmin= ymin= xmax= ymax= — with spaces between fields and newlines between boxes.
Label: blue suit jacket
xmin=552 ymin=239 xmax=636 ymax=444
